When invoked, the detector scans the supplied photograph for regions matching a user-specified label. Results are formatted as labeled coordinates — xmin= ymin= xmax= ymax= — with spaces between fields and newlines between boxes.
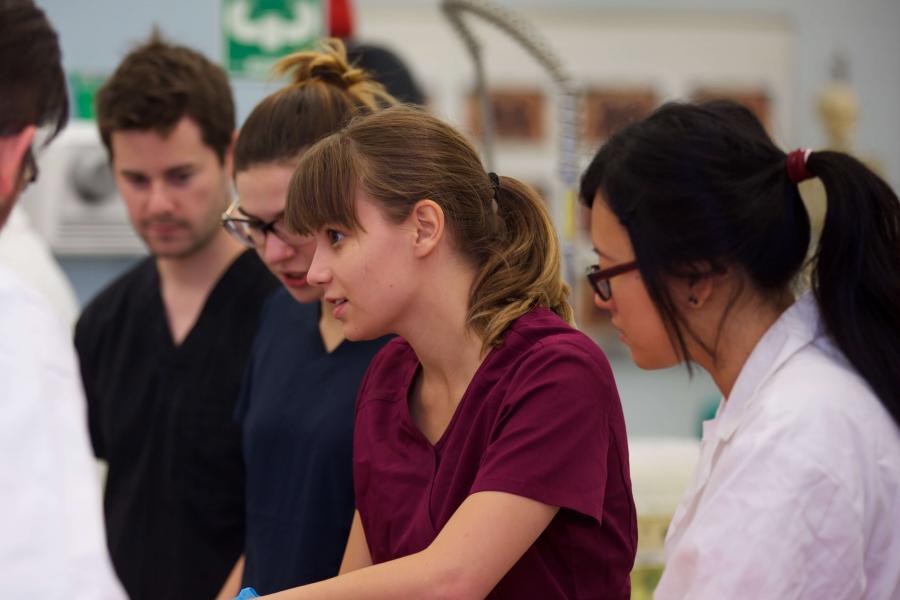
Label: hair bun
xmin=271 ymin=38 xmax=396 ymax=110
xmin=274 ymin=38 xmax=357 ymax=90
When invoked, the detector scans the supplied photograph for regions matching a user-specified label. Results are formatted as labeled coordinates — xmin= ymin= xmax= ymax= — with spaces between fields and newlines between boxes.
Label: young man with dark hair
xmin=74 ymin=33 xmax=278 ymax=600
xmin=0 ymin=1 xmax=124 ymax=597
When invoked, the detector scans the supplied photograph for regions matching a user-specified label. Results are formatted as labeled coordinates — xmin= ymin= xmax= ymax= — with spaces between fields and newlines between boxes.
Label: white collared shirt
xmin=0 ymin=265 xmax=124 ymax=598
xmin=655 ymin=293 xmax=900 ymax=600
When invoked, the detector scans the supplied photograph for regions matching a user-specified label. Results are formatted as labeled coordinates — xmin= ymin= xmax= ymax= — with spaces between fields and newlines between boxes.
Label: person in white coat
xmin=0 ymin=205 xmax=79 ymax=326
xmin=580 ymin=99 xmax=900 ymax=599
xmin=0 ymin=1 xmax=124 ymax=597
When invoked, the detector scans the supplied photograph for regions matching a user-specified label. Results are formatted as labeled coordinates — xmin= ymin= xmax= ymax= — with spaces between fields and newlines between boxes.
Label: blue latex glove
xmin=234 ymin=588 xmax=260 ymax=600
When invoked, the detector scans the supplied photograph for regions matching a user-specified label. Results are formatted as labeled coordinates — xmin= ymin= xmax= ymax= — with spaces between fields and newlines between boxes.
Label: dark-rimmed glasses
xmin=586 ymin=261 xmax=638 ymax=301
xmin=222 ymin=207 xmax=309 ymax=249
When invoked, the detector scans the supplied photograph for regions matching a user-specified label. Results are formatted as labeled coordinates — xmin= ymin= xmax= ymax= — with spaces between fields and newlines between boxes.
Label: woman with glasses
xmin=582 ymin=100 xmax=900 ymax=598
xmin=237 ymin=106 xmax=636 ymax=600
xmin=218 ymin=40 xmax=395 ymax=597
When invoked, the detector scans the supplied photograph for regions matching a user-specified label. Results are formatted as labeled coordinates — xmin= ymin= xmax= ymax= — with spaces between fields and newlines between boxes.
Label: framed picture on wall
xmin=583 ymin=87 xmax=658 ymax=143
xmin=467 ymin=88 xmax=546 ymax=142
xmin=691 ymin=87 xmax=771 ymax=131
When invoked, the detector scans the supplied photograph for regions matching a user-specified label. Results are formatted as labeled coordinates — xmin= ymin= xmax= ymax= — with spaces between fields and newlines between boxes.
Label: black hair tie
xmin=488 ymin=172 xmax=501 ymax=196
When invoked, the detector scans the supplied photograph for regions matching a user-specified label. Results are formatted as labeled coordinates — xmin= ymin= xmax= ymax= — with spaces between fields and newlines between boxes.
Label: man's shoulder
xmin=76 ymin=257 xmax=155 ymax=336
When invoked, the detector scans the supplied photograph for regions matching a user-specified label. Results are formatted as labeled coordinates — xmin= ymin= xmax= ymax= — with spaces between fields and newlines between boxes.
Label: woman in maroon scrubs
xmin=255 ymin=106 xmax=636 ymax=599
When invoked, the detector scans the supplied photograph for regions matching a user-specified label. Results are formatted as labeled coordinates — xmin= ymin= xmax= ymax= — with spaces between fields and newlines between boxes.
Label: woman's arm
xmin=215 ymin=554 xmax=245 ymax=600
xmin=339 ymin=510 xmax=373 ymax=574
xmin=265 ymin=491 xmax=558 ymax=600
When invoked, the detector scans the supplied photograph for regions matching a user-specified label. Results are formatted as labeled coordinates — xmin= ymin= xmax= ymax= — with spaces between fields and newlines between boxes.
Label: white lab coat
xmin=655 ymin=293 xmax=900 ymax=600
xmin=0 ymin=265 xmax=124 ymax=598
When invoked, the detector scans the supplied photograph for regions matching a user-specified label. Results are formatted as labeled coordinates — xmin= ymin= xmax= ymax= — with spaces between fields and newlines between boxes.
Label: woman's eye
xmin=326 ymin=229 xmax=346 ymax=245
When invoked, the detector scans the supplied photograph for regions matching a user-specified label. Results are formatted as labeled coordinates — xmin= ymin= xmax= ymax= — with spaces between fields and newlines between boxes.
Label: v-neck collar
xmin=154 ymin=249 xmax=257 ymax=352
xmin=399 ymin=342 xmax=499 ymax=452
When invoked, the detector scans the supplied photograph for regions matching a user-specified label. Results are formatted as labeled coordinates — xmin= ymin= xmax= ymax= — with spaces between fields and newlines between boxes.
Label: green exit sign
xmin=223 ymin=0 xmax=325 ymax=78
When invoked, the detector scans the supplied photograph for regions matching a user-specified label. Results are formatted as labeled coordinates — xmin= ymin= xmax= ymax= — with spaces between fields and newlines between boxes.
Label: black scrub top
xmin=235 ymin=288 xmax=390 ymax=594
xmin=74 ymin=250 xmax=278 ymax=600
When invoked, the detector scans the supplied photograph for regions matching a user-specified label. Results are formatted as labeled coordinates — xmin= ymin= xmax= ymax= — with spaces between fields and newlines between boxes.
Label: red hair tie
xmin=786 ymin=148 xmax=813 ymax=184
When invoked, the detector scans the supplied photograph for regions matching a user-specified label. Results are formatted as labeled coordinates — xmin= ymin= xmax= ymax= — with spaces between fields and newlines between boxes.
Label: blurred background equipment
xmin=18 ymin=121 xmax=144 ymax=256
xmin=440 ymin=0 xmax=581 ymax=287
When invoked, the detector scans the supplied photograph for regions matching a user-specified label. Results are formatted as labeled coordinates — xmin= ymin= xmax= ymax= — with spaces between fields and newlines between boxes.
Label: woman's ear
xmin=686 ymin=276 xmax=713 ymax=309
xmin=674 ymin=263 xmax=721 ymax=310
xmin=409 ymin=199 xmax=444 ymax=258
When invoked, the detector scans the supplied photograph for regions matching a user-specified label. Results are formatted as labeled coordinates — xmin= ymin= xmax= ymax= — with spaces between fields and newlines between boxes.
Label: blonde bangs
xmin=284 ymin=131 xmax=364 ymax=235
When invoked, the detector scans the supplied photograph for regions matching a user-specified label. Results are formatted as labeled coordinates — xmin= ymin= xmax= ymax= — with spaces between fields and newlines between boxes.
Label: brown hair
xmin=0 ymin=0 xmax=68 ymax=140
xmin=96 ymin=31 xmax=234 ymax=162
xmin=233 ymin=38 xmax=396 ymax=173
xmin=285 ymin=106 xmax=572 ymax=350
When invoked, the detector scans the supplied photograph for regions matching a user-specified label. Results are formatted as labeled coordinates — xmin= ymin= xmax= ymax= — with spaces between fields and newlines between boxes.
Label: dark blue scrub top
xmin=235 ymin=288 xmax=390 ymax=594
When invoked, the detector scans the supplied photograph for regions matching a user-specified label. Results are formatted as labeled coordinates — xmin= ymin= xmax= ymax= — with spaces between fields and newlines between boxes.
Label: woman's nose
xmin=306 ymin=247 xmax=331 ymax=287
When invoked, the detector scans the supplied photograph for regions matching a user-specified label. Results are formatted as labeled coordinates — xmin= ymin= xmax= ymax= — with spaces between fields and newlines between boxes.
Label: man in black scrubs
xmin=74 ymin=34 xmax=278 ymax=600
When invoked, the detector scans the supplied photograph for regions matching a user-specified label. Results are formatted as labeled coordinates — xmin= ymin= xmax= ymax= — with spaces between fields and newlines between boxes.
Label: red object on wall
xmin=329 ymin=0 xmax=354 ymax=38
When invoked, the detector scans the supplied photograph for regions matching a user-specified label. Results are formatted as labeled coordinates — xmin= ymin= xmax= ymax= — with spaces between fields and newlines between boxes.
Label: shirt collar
xmin=712 ymin=291 xmax=823 ymax=441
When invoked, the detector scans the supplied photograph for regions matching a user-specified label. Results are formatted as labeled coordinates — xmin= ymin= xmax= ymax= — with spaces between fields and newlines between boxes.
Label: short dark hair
xmin=0 ymin=0 xmax=68 ymax=140
xmin=96 ymin=31 xmax=234 ymax=162
xmin=580 ymin=100 xmax=900 ymax=424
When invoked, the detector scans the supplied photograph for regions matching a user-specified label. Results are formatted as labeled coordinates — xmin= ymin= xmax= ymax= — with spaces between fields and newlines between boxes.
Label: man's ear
xmin=0 ymin=126 xmax=36 ymax=199
xmin=408 ymin=199 xmax=444 ymax=258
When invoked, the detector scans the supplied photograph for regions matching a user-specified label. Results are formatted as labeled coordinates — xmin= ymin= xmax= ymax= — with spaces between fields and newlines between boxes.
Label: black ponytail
xmin=807 ymin=151 xmax=900 ymax=421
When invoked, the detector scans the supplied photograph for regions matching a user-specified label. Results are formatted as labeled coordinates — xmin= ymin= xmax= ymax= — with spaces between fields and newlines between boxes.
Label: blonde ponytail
xmin=469 ymin=176 xmax=573 ymax=347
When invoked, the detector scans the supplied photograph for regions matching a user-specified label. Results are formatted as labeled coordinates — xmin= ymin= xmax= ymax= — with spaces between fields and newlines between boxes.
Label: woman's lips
xmin=281 ymin=272 xmax=308 ymax=289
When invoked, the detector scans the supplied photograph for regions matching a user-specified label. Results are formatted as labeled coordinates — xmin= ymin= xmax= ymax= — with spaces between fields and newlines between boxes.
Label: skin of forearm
xmin=262 ymin=549 xmax=475 ymax=600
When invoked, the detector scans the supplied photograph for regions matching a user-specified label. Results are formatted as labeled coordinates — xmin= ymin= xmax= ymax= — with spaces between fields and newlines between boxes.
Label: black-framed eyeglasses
xmin=221 ymin=206 xmax=311 ymax=249
xmin=586 ymin=261 xmax=638 ymax=302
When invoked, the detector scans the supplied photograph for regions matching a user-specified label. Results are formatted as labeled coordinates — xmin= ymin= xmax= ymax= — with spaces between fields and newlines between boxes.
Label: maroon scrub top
xmin=353 ymin=308 xmax=637 ymax=599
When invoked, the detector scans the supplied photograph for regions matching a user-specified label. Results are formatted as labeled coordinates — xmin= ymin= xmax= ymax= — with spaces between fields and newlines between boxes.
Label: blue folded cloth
xmin=234 ymin=588 xmax=260 ymax=600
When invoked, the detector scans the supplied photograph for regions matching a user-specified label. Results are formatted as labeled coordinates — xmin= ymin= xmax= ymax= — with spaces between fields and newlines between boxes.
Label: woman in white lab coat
xmin=580 ymin=100 xmax=900 ymax=599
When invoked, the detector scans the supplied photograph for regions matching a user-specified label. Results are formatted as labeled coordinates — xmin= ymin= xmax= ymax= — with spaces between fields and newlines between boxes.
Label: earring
xmin=688 ymin=294 xmax=698 ymax=306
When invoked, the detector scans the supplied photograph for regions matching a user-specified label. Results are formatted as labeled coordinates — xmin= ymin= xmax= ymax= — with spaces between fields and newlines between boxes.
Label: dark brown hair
xmin=285 ymin=106 xmax=572 ymax=350
xmin=233 ymin=38 xmax=396 ymax=173
xmin=96 ymin=31 xmax=234 ymax=162
xmin=0 ymin=0 xmax=68 ymax=140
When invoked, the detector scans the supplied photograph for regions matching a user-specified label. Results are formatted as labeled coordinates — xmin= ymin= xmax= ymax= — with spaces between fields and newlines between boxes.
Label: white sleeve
xmin=654 ymin=420 xmax=866 ymax=600
xmin=0 ymin=270 xmax=125 ymax=599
